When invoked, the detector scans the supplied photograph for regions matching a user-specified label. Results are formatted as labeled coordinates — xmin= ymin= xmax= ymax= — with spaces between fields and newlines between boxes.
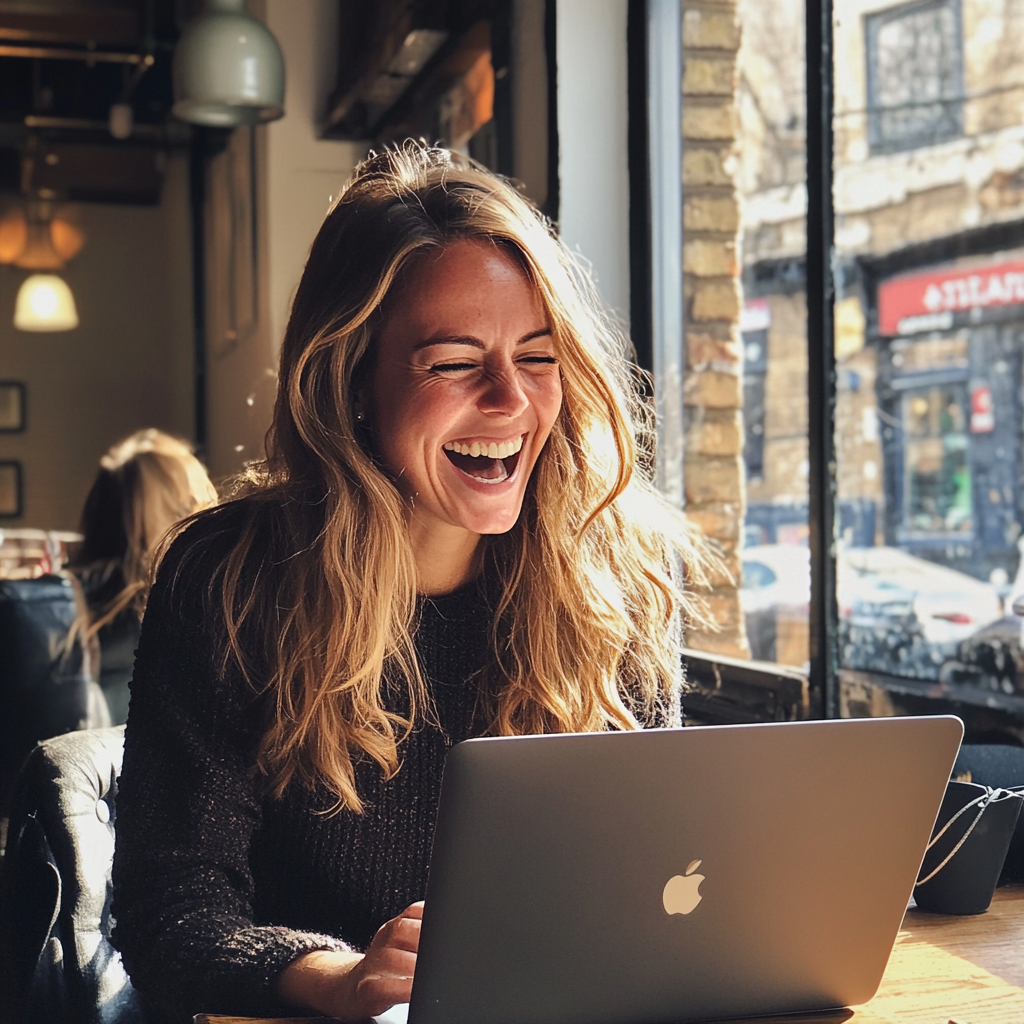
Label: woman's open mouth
xmin=443 ymin=435 xmax=524 ymax=484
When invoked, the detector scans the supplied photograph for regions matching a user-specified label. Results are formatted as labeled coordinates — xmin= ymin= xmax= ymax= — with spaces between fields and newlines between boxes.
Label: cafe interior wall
xmin=0 ymin=154 xmax=194 ymax=530
xmin=203 ymin=0 xmax=366 ymax=481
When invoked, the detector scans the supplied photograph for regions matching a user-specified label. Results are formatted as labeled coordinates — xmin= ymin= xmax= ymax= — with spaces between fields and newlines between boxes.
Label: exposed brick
xmin=705 ymin=549 xmax=741 ymax=588
xmin=683 ymin=7 xmax=741 ymax=50
xmin=685 ymin=454 xmax=744 ymax=503
xmin=685 ymin=630 xmax=751 ymax=661
xmin=692 ymin=278 xmax=742 ymax=321
xmin=686 ymin=330 xmax=741 ymax=369
xmin=684 ymin=370 xmax=742 ymax=408
xmin=685 ymin=411 xmax=743 ymax=456
xmin=685 ymin=502 xmax=742 ymax=540
xmin=679 ymin=5 xmax=747 ymax=659
xmin=697 ymin=589 xmax=743 ymax=630
xmin=683 ymin=102 xmax=739 ymax=141
xmin=683 ymin=194 xmax=739 ymax=232
xmin=684 ymin=238 xmax=738 ymax=277
xmin=682 ymin=147 xmax=735 ymax=187
xmin=683 ymin=57 xmax=736 ymax=96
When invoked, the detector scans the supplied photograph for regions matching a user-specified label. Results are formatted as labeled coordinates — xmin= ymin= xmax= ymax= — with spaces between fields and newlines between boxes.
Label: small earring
xmin=355 ymin=411 xmax=365 ymax=422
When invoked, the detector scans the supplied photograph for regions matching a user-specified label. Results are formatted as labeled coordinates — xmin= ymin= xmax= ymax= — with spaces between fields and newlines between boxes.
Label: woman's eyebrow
xmin=412 ymin=328 xmax=552 ymax=352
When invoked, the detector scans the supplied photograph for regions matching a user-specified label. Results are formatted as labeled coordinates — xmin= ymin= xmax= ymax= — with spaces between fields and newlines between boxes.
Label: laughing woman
xmin=112 ymin=144 xmax=707 ymax=1024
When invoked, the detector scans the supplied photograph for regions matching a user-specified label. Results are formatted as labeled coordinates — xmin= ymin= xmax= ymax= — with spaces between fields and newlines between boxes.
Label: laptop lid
xmin=408 ymin=715 xmax=962 ymax=1024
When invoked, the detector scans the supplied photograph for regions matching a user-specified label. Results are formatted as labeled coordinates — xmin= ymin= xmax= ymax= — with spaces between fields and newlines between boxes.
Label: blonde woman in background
xmin=69 ymin=429 xmax=218 ymax=724
xmin=112 ymin=145 xmax=708 ymax=1024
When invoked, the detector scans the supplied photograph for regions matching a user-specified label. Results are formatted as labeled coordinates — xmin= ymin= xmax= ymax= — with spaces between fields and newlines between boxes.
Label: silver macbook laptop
xmin=404 ymin=715 xmax=962 ymax=1024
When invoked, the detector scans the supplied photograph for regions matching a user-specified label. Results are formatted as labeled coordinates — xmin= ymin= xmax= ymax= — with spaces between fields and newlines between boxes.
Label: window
xmin=830 ymin=0 xmax=1024 ymax=736
xmin=667 ymin=0 xmax=1024 ymax=737
xmin=865 ymin=0 xmax=963 ymax=153
xmin=741 ymin=308 xmax=769 ymax=484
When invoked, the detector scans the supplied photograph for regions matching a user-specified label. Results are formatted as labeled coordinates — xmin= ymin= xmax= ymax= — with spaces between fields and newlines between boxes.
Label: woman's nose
xmin=478 ymin=366 xmax=530 ymax=418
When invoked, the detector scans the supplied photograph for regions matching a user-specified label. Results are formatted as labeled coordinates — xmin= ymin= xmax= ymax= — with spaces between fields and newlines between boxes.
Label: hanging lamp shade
xmin=14 ymin=274 xmax=79 ymax=332
xmin=172 ymin=0 xmax=285 ymax=126
xmin=15 ymin=220 xmax=64 ymax=270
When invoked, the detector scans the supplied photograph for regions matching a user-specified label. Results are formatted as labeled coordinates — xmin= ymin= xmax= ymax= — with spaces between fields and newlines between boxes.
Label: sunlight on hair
xmin=205 ymin=142 xmax=712 ymax=813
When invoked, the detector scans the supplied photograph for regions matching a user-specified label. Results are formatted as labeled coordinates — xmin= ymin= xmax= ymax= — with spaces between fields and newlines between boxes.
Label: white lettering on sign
xmin=921 ymin=271 xmax=1024 ymax=315
xmin=879 ymin=257 xmax=1024 ymax=334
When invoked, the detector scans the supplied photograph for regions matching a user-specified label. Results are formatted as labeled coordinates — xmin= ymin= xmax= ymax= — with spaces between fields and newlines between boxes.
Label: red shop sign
xmin=971 ymin=383 xmax=994 ymax=434
xmin=878 ymin=258 xmax=1024 ymax=335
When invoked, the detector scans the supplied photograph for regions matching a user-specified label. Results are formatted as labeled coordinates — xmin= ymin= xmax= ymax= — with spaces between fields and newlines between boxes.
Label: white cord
xmin=915 ymin=787 xmax=1019 ymax=888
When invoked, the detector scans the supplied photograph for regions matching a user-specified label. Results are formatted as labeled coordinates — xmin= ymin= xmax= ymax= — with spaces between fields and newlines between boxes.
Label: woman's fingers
xmin=372 ymin=902 xmax=424 ymax=953
xmin=280 ymin=904 xmax=427 ymax=1021
xmin=354 ymin=978 xmax=416 ymax=1019
xmin=362 ymin=946 xmax=418 ymax=980
xmin=346 ymin=904 xmax=427 ymax=1016
xmin=376 ymin=915 xmax=421 ymax=952
xmin=350 ymin=946 xmax=418 ymax=1017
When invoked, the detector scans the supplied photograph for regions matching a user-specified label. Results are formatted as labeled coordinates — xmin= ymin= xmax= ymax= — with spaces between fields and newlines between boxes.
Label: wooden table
xmin=197 ymin=885 xmax=1024 ymax=1024
xmin=744 ymin=884 xmax=1024 ymax=1024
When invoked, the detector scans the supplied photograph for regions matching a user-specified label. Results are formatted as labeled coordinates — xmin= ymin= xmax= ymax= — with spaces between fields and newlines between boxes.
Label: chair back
xmin=0 ymin=726 xmax=143 ymax=1024
xmin=0 ymin=574 xmax=108 ymax=813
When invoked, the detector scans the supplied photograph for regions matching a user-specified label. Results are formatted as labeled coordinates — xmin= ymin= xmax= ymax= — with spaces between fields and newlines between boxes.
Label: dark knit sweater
xmin=111 ymin=510 xmax=497 ymax=1024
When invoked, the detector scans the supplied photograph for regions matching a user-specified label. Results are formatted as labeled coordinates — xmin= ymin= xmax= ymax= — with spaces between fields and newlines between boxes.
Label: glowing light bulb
xmin=14 ymin=274 xmax=79 ymax=331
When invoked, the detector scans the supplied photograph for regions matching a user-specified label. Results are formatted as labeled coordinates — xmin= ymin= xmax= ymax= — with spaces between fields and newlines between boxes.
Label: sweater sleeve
xmin=111 ymin=521 xmax=350 ymax=1024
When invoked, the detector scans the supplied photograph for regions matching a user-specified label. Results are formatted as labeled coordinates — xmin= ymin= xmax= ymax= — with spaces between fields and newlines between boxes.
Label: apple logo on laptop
xmin=662 ymin=859 xmax=705 ymax=916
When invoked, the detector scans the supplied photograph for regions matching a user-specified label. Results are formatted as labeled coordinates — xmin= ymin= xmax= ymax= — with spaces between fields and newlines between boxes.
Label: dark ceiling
xmin=0 ymin=0 xmax=194 ymax=203
xmin=0 ymin=1 xmax=511 ymax=205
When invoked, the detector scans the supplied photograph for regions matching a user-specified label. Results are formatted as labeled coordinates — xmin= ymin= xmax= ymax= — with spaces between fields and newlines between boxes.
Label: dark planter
xmin=915 ymin=781 xmax=1023 ymax=915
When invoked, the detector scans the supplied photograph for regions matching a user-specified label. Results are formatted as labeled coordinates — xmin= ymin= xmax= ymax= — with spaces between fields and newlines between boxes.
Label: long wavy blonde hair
xmin=192 ymin=144 xmax=708 ymax=813
xmin=73 ymin=429 xmax=218 ymax=637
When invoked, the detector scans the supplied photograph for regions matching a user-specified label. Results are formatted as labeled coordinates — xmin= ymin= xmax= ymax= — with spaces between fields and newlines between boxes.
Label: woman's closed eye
xmin=429 ymin=361 xmax=479 ymax=373
xmin=428 ymin=355 xmax=558 ymax=374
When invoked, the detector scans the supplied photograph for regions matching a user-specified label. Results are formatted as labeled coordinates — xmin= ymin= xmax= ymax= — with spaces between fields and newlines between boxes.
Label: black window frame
xmin=807 ymin=0 xmax=839 ymax=718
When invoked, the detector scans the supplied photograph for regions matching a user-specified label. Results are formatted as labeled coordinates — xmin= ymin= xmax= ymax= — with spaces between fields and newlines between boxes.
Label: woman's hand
xmin=276 ymin=902 xmax=424 ymax=1021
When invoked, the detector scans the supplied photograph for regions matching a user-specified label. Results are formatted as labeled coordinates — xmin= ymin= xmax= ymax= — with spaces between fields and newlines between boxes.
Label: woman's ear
xmin=350 ymin=342 xmax=375 ymax=430
xmin=352 ymin=385 xmax=370 ymax=426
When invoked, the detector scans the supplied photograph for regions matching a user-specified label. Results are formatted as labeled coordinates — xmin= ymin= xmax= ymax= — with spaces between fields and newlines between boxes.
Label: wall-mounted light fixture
xmin=172 ymin=0 xmax=285 ymax=126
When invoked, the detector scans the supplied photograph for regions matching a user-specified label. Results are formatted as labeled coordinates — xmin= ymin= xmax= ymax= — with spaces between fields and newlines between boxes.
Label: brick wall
xmin=681 ymin=0 xmax=749 ymax=657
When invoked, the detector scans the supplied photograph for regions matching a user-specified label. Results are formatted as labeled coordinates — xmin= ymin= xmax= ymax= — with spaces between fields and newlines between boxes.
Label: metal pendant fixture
xmin=172 ymin=0 xmax=285 ymax=127
xmin=5 ymin=198 xmax=83 ymax=333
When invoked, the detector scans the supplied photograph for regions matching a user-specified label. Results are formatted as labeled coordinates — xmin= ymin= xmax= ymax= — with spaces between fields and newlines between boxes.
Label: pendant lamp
xmin=14 ymin=274 xmax=79 ymax=332
xmin=15 ymin=218 xmax=64 ymax=271
xmin=172 ymin=0 xmax=285 ymax=126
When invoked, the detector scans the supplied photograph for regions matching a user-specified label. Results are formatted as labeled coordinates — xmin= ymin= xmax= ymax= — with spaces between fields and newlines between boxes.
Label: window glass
xmin=733 ymin=0 xmax=810 ymax=669
xmin=902 ymin=383 xmax=971 ymax=536
xmin=833 ymin=0 xmax=1024 ymax=731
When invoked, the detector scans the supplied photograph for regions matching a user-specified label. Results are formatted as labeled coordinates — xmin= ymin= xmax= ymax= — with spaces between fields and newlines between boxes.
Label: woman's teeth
xmin=442 ymin=435 xmax=524 ymax=484
xmin=443 ymin=436 xmax=523 ymax=459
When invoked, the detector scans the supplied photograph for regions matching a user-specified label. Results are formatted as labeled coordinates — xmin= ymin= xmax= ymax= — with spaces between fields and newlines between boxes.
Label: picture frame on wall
xmin=0 ymin=382 xmax=25 ymax=432
xmin=0 ymin=461 xmax=22 ymax=518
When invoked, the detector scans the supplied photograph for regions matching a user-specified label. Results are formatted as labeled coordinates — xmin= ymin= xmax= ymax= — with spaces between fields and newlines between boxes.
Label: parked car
xmin=840 ymin=547 xmax=1003 ymax=647
xmin=939 ymin=537 xmax=1024 ymax=696
xmin=740 ymin=544 xmax=1004 ymax=678
xmin=740 ymin=545 xmax=809 ymax=664
xmin=938 ymin=615 xmax=1024 ymax=696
